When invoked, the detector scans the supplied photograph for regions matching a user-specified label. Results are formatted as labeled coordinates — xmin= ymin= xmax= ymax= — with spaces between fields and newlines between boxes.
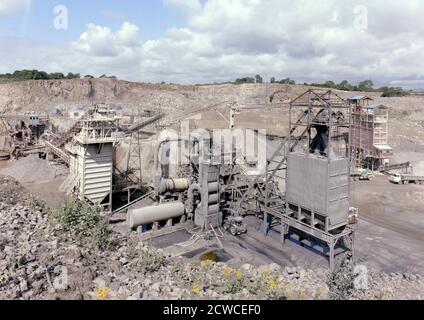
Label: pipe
xmin=154 ymin=135 xmax=205 ymax=173
xmin=154 ymin=138 xmax=184 ymax=173
xmin=127 ymin=202 xmax=185 ymax=229
xmin=159 ymin=178 xmax=190 ymax=194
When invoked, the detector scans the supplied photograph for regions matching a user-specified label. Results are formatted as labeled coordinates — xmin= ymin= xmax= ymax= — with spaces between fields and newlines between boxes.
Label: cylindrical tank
xmin=207 ymin=204 xmax=219 ymax=214
xmin=127 ymin=202 xmax=185 ymax=229
xmin=208 ymin=182 xmax=219 ymax=193
xmin=208 ymin=193 xmax=219 ymax=204
xmin=159 ymin=178 xmax=190 ymax=194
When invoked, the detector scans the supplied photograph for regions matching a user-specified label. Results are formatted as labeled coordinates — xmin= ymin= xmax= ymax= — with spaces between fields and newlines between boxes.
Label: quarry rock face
xmin=0 ymin=79 xmax=201 ymax=115
xmin=0 ymin=79 xmax=126 ymax=113
xmin=1 ymin=79 xmax=423 ymax=140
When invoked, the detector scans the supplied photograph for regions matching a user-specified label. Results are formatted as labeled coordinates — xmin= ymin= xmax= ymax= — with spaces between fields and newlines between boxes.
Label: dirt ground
xmin=353 ymin=174 xmax=424 ymax=274
xmin=0 ymin=157 xmax=67 ymax=209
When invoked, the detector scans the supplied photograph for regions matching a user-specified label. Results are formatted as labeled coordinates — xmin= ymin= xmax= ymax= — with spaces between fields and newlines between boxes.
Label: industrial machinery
xmin=127 ymin=131 xmax=234 ymax=234
xmin=223 ymin=216 xmax=247 ymax=236
xmin=64 ymin=114 xmax=123 ymax=211
xmin=257 ymin=90 xmax=356 ymax=271
xmin=351 ymin=169 xmax=374 ymax=181
xmin=0 ymin=90 xmax=358 ymax=271
xmin=0 ymin=113 xmax=48 ymax=159
xmin=124 ymin=90 xmax=357 ymax=270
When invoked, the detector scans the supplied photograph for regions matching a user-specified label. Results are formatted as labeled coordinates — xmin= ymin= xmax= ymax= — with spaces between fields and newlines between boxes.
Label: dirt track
xmin=352 ymin=175 xmax=424 ymax=274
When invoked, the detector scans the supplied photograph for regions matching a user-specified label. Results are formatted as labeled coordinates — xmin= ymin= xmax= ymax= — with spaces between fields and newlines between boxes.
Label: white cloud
xmin=2 ymin=0 xmax=424 ymax=88
xmin=73 ymin=22 xmax=141 ymax=57
xmin=0 ymin=0 xmax=31 ymax=18
xmin=164 ymin=0 xmax=202 ymax=18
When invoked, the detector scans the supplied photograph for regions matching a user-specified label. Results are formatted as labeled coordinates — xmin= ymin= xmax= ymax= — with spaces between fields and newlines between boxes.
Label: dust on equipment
xmin=1 ymin=91 xmax=359 ymax=271
xmin=122 ymin=90 xmax=358 ymax=270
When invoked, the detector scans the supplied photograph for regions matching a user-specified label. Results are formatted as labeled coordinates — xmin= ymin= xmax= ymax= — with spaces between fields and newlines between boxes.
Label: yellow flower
xmin=316 ymin=287 xmax=328 ymax=299
xmin=268 ymin=279 xmax=278 ymax=290
xmin=236 ymin=270 xmax=243 ymax=280
xmin=262 ymin=269 xmax=272 ymax=279
xmin=284 ymin=284 xmax=294 ymax=299
xmin=223 ymin=267 xmax=233 ymax=277
xmin=192 ymin=283 xmax=202 ymax=295
xmin=379 ymin=288 xmax=391 ymax=300
xmin=200 ymin=260 xmax=214 ymax=269
xmin=96 ymin=287 xmax=111 ymax=300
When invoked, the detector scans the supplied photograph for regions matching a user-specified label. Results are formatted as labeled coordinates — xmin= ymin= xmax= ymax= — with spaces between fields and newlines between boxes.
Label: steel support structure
xmin=261 ymin=90 xmax=355 ymax=271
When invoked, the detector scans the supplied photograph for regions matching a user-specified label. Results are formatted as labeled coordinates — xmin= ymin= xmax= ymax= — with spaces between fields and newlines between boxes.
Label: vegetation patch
xmin=327 ymin=258 xmax=364 ymax=300
xmin=130 ymin=250 xmax=168 ymax=275
xmin=58 ymin=200 xmax=112 ymax=251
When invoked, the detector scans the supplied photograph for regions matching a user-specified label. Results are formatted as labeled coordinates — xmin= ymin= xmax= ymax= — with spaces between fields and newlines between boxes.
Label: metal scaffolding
xmin=261 ymin=90 xmax=355 ymax=271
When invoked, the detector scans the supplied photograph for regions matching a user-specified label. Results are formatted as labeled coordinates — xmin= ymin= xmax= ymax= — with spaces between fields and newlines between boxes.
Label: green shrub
xmin=327 ymin=258 xmax=357 ymax=300
xmin=59 ymin=200 xmax=112 ymax=251
xmin=130 ymin=250 xmax=167 ymax=274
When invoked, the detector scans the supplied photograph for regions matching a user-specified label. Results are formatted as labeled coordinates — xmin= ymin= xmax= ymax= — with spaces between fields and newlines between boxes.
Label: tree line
xmin=234 ymin=75 xmax=296 ymax=85
xmin=307 ymin=79 xmax=408 ymax=97
xmin=0 ymin=70 xmax=81 ymax=80
xmin=233 ymin=75 xmax=408 ymax=97
xmin=0 ymin=70 xmax=118 ymax=81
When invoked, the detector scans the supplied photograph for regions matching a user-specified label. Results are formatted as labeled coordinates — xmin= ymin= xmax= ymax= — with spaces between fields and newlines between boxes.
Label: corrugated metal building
xmin=66 ymin=116 xmax=120 ymax=211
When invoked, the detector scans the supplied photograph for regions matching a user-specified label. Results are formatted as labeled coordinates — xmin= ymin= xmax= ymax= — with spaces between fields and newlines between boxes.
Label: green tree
xmin=66 ymin=72 xmax=80 ymax=79
xmin=358 ymin=80 xmax=374 ymax=91
xmin=337 ymin=80 xmax=353 ymax=91
xmin=278 ymin=78 xmax=295 ymax=85
xmin=380 ymin=86 xmax=407 ymax=97
xmin=270 ymin=77 xmax=276 ymax=83
xmin=235 ymin=77 xmax=255 ymax=84
xmin=255 ymin=74 xmax=263 ymax=83
xmin=324 ymin=80 xmax=336 ymax=88
xmin=49 ymin=72 xmax=65 ymax=79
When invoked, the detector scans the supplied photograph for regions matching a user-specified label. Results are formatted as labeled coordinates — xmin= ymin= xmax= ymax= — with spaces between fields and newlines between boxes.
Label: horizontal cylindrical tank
xmin=159 ymin=178 xmax=190 ymax=194
xmin=208 ymin=193 xmax=219 ymax=204
xmin=127 ymin=202 xmax=185 ymax=229
xmin=207 ymin=204 xmax=219 ymax=214
xmin=208 ymin=182 xmax=219 ymax=193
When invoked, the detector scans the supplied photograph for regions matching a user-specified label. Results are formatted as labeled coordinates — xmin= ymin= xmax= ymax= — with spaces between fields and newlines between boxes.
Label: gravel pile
xmin=0 ymin=156 xmax=61 ymax=184
xmin=0 ymin=175 xmax=423 ymax=300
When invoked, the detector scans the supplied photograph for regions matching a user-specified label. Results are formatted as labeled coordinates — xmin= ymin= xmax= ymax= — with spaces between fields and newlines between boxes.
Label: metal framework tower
xmin=349 ymin=96 xmax=393 ymax=169
xmin=262 ymin=90 xmax=355 ymax=271
xmin=126 ymin=132 xmax=143 ymax=186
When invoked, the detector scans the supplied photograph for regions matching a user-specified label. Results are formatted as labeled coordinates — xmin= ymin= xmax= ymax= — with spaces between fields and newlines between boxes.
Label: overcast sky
xmin=0 ymin=0 xmax=423 ymax=88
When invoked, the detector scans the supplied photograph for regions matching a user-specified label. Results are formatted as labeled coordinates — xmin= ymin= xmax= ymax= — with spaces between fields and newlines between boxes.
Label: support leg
xmin=329 ymin=238 xmax=335 ymax=272
xmin=261 ymin=212 xmax=269 ymax=236
xmin=281 ymin=222 xmax=289 ymax=246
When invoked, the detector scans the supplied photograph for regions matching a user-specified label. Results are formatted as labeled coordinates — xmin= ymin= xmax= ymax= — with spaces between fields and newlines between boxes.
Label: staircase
xmin=112 ymin=191 xmax=154 ymax=215
xmin=265 ymin=110 xmax=311 ymax=182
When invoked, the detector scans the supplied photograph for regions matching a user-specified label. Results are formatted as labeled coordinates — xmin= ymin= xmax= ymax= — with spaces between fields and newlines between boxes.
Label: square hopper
xmin=286 ymin=152 xmax=350 ymax=230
